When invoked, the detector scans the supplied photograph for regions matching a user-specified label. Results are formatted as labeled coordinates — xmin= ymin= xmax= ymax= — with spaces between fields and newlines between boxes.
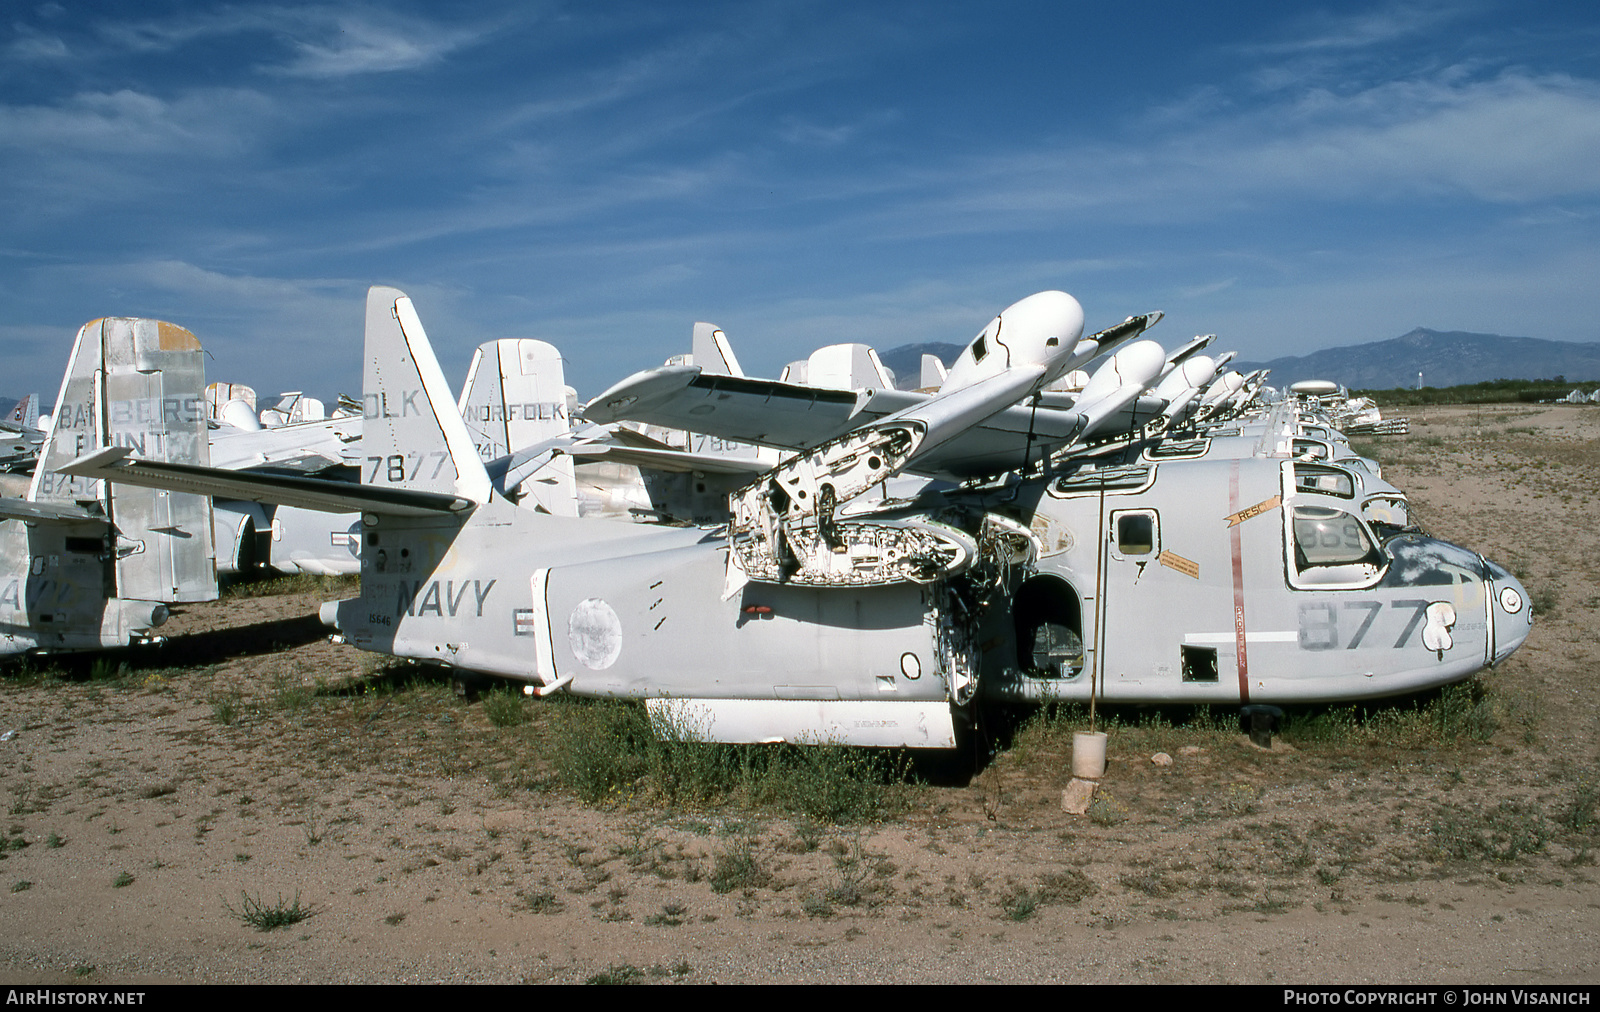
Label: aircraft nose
xmin=1485 ymin=559 xmax=1533 ymax=664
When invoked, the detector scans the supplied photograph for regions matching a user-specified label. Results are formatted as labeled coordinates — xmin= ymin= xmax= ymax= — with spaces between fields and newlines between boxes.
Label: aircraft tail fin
xmin=29 ymin=318 xmax=216 ymax=605
xmin=361 ymin=287 xmax=492 ymax=504
xmin=8 ymin=393 xmax=39 ymax=431
xmin=804 ymin=343 xmax=894 ymax=390
xmin=458 ymin=338 xmax=578 ymax=514
xmin=691 ymin=322 xmax=745 ymax=377
xmin=459 ymin=339 xmax=574 ymax=457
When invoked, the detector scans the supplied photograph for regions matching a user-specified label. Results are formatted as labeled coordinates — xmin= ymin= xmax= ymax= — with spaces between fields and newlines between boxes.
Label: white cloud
xmin=6 ymin=28 xmax=68 ymax=61
xmin=273 ymin=13 xmax=486 ymax=78
xmin=1246 ymin=2 xmax=1470 ymax=54
xmin=877 ymin=67 xmax=1600 ymax=239
xmin=0 ymin=88 xmax=273 ymax=155
xmin=90 ymin=4 xmax=491 ymax=78
xmin=1180 ymin=278 xmax=1238 ymax=299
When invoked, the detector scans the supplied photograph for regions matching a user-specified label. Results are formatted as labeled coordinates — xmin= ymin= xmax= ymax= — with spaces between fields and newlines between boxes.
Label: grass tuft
xmin=709 ymin=835 xmax=768 ymax=894
xmin=546 ymin=698 xmax=913 ymax=823
xmin=1428 ymin=802 xmax=1551 ymax=863
xmin=585 ymin=964 xmax=644 ymax=985
xmin=210 ymin=689 xmax=243 ymax=726
xmin=226 ymin=891 xmax=314 ymax=931
xmin=482 ymin=687 xmax=528 ymax=728
xmin=221 ymin=572 xmax=359 ymax=600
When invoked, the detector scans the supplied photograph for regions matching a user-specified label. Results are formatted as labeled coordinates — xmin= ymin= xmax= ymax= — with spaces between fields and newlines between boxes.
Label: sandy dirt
xmin=0 ymin=403 xmax=1596 ymax=985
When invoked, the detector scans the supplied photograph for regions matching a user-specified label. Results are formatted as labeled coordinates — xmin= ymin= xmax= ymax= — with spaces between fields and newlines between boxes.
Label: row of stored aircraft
xmin=3 ymin=287 xmax=1532 ymax=749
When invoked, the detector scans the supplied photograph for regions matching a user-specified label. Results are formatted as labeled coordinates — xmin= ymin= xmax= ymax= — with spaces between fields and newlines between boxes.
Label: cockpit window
xmin=972 ymin=333 xmax=988 ymax=362
xmin=1363 ymin=496 xmax=1410 ymax=533
xmin=1293 ymin=439 xmax=1330 ymax=460
xmin=1293 ymin=463 xmax=1354 ymax=498
xmin=1292 ymin=506 xmax=1378 ymax=567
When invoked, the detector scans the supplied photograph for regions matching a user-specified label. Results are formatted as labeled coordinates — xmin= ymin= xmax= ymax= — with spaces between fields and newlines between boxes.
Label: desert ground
xmin=0 ymin=403 xmax=1596 ymax=985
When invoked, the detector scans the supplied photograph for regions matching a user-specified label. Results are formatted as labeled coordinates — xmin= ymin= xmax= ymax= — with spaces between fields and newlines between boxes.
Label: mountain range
xmin=1212 ymin=329 xmax=1600 ymax=390
xmin=880 ymin=329 xmax=1600 ymax=391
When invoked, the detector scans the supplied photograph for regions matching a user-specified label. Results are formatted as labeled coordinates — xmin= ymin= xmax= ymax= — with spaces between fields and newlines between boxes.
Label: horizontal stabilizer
xmin=60 ymin=446 xmax=474 ymax=517
xmin=0 ymin=497 xmax=102 ymax=523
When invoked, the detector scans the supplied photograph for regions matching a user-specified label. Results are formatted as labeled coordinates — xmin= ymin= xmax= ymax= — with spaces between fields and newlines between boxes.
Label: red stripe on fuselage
xmin=1229 ymin=460 xmax=1250 ymax=702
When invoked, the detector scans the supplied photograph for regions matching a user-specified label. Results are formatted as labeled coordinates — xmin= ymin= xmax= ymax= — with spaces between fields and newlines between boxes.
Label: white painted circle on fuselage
xmin=568 ymin=598 xmax=623 ymax=670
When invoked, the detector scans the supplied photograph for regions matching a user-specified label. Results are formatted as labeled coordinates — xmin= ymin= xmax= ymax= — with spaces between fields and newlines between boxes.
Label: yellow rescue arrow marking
xmin=1224 ymin=494 xmax=1281 ymax=528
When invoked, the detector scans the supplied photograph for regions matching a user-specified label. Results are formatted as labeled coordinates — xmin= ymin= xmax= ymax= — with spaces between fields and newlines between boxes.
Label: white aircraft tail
xmin=458 ymin=337 xmax=578 ymax=515
xmin=361 ymin=287 xmax=492 ymax=504
xmin=8 ymin=393 xmax=39 ymax=431
xmin=803 ymin=343 xmax=895 ymax=390
xmin=459 ymin=339 xmax=573 ymax=458
xmin=691 ymin=322 xmax=745 ymax=377
xmin=21 ymin=317 xmax=216 ymax=625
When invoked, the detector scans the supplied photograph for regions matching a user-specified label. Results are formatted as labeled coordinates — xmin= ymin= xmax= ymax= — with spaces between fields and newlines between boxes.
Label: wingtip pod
xmin=941 ymin=290 xmax=1085 ymax=394
xmin=362 ymin=286 xmax=492 ymax=505
xmin=1006 ymin=290 xmax=1086 ymax=345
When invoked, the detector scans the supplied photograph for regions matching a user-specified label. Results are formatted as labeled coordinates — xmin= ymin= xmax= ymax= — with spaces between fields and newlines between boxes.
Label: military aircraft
xmin=1 ymin=318 xmax=216 ymax=655
xmin=63 ymin=286 xmax=1534 ymax=747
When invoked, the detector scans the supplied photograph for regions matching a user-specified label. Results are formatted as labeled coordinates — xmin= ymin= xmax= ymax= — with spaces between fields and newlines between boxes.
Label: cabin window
xmin=1112 ymin=509 xmax=1158 ymax=558
xmin=1293 ymin=463 xmax=1354 ymax=498
xmin=1051 ymin=464 xmax=1154 ymax=496
xmin=1146 ymin=438 xmax=1210 ymax=460
xmin=1181 ymin=645 xmax=1218 ymax=682
xmin=1292 ymin=506 xmax=1378 ymax=567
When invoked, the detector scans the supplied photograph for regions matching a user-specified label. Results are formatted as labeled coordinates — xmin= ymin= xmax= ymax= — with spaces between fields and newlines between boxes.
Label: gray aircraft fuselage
xmin=328 ymin=447 xmax=1530 ymax=733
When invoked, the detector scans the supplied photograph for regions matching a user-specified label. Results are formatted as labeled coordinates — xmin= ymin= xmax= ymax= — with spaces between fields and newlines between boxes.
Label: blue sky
xmin=3 ymin=1 xmax=1598 ymax=401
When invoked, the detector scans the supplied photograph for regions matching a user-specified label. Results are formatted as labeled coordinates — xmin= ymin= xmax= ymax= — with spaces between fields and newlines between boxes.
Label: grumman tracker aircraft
xmin=63 ymin=287 xmax=1533 ymax=747
xmin=1 ymin=318 xmax=216 ymax=655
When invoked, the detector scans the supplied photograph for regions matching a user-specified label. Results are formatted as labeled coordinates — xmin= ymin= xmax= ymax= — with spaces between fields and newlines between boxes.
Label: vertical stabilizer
xmin=361 ymin=287 xmax=492 ymax=503
xmin=31 ymin=322 xmax=105 ymax=507
xmin=23 ymin=317 xmax=216 ymax=616
xmin=691 ymin=322 xmax=745 ymax=377
xmin=458 ymin=338 xmax=578 ymax=515
xmin=8 ymin=394 xmax=39 ymax=431
xmin=459 ymin=339 xmax=574 ymax=458
xmin=805 ymin=343 xmax=895 ymax=390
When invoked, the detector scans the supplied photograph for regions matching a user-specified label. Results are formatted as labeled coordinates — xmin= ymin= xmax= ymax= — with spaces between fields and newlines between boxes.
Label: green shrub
xmin=482 ymin=687 xmax=528 ymax=728
xmin=545 ymin=698 xmax=913 ymax=823
xmin=1429 ymin=803 xmax=1550 ymax=863
xmin=226 ymin=891 xmax=314 ymax=931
